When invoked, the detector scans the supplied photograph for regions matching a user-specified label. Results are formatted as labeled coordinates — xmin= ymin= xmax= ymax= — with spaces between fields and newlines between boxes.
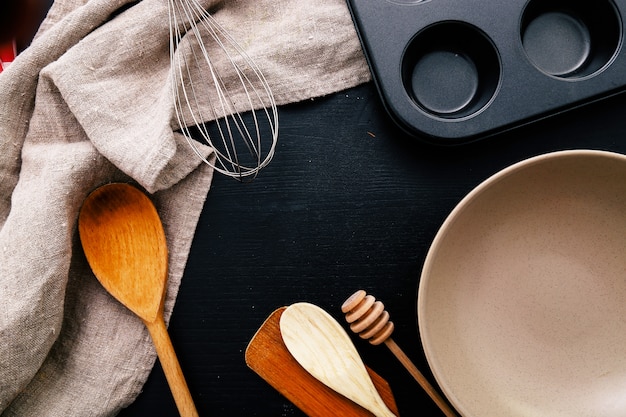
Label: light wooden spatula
xmin=280 ymin=302 xmax=397 ymax=417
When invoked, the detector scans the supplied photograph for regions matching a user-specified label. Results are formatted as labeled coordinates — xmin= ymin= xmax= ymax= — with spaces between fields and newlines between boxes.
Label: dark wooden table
xmin=115 ymin=80 xmax=626 ymax=416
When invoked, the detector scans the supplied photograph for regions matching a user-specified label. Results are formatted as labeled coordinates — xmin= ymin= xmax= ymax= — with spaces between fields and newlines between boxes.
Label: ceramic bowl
xmin=418 ymin=150 xmax=626 ymax=417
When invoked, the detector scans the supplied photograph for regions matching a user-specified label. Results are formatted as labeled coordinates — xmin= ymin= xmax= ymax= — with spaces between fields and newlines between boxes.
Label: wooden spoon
xmin=280 ymin=302 xmax=397 ymax=417
xmin=78 ymin=183 xmax=198 ymax=417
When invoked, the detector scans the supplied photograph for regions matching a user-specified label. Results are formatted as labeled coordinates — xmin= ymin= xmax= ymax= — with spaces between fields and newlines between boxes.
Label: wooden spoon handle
xmin=145 ymin=316 xmax=198 ymax=417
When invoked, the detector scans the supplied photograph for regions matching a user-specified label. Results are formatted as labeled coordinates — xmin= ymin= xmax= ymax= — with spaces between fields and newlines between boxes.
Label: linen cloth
xmin=0 ymin=0 xmax=371 ymax=415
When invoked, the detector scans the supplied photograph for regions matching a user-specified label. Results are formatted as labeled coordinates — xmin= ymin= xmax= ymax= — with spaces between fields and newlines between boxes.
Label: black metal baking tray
xmin=346 ymin=0 xmax=625 ymax=145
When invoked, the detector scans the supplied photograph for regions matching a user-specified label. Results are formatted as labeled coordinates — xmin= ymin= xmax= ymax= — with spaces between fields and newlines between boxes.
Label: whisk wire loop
xmin=167 ymin=0 xmax=278 ymax=180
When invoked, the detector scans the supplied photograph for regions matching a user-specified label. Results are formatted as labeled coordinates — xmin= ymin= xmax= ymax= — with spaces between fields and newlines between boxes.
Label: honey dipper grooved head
xmin=342 ymin=289 xmax=367 ymax=314
xmin=342 ymin=290 xmax=394 ymax=345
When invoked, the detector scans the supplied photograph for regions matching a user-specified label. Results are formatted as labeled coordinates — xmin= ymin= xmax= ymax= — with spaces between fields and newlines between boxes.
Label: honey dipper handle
xmin=145 ymin=316 xmax=199 ymax=417
xmin=384 ymin=338 xmax=458 ymax=417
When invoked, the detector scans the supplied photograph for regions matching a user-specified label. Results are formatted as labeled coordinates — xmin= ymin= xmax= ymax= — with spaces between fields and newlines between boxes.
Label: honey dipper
xmin=342 ymin=290 xmax=458 ymax=417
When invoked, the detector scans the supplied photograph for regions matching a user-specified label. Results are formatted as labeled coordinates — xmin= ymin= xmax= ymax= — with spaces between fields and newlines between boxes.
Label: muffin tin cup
xmin=403 ymin=22 xmax=500 ymax=119
xmin=347 ymin=0 xmax=624 ymax=144
xmin=521 ymin=0 xmax=621 ymax=79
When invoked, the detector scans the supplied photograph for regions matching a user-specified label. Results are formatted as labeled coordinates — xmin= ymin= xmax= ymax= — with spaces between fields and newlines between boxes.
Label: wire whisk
xmin=167 ymin=0 xmax=278 ymax=181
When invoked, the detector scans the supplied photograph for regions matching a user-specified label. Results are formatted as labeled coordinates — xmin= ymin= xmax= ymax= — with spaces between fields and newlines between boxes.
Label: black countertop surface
xmin=116 ymin=81 xmax=626 ymax=416
xmin=9 ymin=1 xmax=626 ymax=414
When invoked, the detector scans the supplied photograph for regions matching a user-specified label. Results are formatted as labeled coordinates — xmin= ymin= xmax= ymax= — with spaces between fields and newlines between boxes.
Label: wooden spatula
xmin=245 ymin=307 xmax=399 ymax=416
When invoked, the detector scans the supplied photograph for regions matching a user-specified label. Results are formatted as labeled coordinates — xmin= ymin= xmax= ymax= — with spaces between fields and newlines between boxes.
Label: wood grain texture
xmin=280 ymin=303 xmax=396 ymax=417
xmin=147 ymin=315 xmax=199 ymax=417
xmin=78 ymin=183 xmax=198 ymax=417
xmin=245 ymin=307 xmax=399 ymax=417
xmin=78 ymin=183 xmax=167 ymax=323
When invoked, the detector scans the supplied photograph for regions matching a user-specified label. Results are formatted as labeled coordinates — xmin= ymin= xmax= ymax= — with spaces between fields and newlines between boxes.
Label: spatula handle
xmin=145 ymin=316 xmax=199 ymax=417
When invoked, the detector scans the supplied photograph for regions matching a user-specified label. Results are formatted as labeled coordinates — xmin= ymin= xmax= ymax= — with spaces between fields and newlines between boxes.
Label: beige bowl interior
xmin=418 ymin=150 xmax=626 ymax=417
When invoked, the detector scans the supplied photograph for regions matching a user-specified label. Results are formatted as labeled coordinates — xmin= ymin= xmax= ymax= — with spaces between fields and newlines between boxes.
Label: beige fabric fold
xmin=0 ymin=0 xmax=370 ymax=415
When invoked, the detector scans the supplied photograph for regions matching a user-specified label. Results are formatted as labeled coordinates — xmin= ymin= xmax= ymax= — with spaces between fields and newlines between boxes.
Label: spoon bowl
xmin=78 ymin=182 xmax=167 ymax=322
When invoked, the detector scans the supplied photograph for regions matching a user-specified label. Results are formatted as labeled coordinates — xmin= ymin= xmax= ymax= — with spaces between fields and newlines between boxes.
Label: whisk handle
xmin=383 ymin=338 xmax=458 ymax=417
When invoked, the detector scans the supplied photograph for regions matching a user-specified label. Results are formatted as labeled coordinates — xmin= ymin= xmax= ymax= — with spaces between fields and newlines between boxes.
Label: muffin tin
xmin=346 ymin=0 xmax=625 ymax=144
